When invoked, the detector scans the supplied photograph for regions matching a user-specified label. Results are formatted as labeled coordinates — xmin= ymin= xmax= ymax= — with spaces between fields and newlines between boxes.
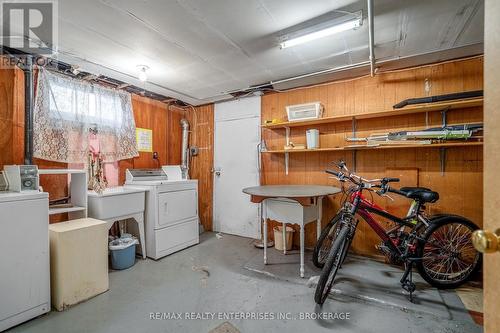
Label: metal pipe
xmin=226 ymin=44 xmax=481 ymax=96
xmin=23 ymin=55 xmax=34 ymax=165
xmin=270 ymin=61 xmax=371 ymax=86
xmin=180 ymin=118 xmax=190 ymax=179
xmin=367 ymin=0 xmax=375 ymax=76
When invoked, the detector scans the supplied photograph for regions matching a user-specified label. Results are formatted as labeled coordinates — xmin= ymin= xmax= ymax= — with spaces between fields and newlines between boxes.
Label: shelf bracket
xmin=352 ymin=150 xmax=357 ymax=173
xmin=285 ymin=152 xmax=289 ymax=175
xmin=352 ymin=117 xmax=357 ymax=172
xmin=285 ymin=126 xmax=290 ymax=176
xmin=441 ymin=106 xmax=450 ymax=128
xmin=439 ymin=147 xmax=447 ymax=176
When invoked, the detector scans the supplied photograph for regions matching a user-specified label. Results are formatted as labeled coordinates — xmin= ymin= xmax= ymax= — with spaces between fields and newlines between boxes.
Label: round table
xmin=243 ymin=185 xmax=341 ymax=277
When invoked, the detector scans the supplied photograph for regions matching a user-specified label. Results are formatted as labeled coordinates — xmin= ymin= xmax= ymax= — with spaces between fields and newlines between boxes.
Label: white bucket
xmin=274 ymin=226 xmax=294 ymax=251
xmin=306 ymin=129 xmax=320 ymax=149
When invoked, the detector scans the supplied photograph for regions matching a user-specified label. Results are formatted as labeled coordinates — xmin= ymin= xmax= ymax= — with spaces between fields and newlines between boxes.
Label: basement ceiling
xmin=28 ymin=0 xmax=485 ymax=105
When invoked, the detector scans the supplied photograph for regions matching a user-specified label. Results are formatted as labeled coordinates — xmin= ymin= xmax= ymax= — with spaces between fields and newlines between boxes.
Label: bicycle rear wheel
xmin=416 ymin=217 xmax=481 ymax=289
xmin=314 ymin=225 xmax=350 ymax=305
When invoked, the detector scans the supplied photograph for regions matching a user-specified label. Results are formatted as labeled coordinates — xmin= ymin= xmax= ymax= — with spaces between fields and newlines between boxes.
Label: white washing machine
xmin=125 ymin=169 xmax=199 ymax=260
xmin=0 ymin=191 xmax=50 ymax=331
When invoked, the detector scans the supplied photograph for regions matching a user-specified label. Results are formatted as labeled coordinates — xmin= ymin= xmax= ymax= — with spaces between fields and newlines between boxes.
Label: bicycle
xmin=314 ymin=161 xmax=481 ymax=305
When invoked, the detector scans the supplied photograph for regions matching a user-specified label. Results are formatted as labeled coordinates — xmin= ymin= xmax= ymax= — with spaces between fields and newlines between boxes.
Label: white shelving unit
xmin=38 ymin=169 xmax=88 ymax=220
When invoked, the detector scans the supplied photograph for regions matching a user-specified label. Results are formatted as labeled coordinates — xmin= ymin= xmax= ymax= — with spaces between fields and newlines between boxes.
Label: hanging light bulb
xmin=137 ymin=65 xmax=149 ymax=82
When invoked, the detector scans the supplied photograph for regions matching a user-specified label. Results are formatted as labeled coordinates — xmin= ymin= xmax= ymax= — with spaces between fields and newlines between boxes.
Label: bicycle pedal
xmin=401 ymin=281 xmax=416 ymax=293
xmin=375 ymin=243 xmax=390 ymax=254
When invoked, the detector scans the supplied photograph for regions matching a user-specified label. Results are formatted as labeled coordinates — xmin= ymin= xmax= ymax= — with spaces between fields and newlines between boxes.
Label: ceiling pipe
xmin=367 ymin=0 xmax=375 ymax=77
xmin=271 ymin=61 xmax=370 ymax=85
xmin=234 ymin=60 xmax=371 ymax=93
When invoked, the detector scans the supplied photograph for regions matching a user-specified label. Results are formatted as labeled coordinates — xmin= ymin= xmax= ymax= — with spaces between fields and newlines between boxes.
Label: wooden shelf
xmin=262 ymin=141 xmax=483 ymax=154
xmin=262 ymin=98 xmax=483 ymax=129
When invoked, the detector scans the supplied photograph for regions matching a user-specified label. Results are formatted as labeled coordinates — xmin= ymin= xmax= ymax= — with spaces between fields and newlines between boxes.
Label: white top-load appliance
xmin=124 ymin=168 xmax=199 ymax=260
xmin=0 ymin=191 xmax=50 ymax=331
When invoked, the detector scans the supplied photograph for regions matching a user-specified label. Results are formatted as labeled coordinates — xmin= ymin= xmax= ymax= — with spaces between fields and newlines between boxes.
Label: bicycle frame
xmin=348 ymin=189 xmax=423 ymax=256
xmin=318 ymin=162 xmax=481 ymax=304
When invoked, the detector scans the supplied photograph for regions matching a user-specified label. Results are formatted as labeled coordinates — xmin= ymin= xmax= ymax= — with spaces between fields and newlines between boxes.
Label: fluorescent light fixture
xmin=280 ymin=17 xmax=362 ymax=49
xmin=137 ymin=65 xmax=149 ymax=82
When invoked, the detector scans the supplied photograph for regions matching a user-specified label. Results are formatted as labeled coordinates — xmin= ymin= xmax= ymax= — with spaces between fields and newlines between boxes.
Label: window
xmin=33 ymin=69 xmax=138 ymax=163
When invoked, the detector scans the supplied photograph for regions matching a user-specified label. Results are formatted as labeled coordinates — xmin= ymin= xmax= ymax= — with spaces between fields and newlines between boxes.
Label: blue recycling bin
xmin=109 ymin=238 xmax=137 ymax=270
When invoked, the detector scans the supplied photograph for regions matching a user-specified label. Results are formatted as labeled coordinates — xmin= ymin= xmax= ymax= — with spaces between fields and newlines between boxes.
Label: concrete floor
xmin=8 ymin=232 xmax=482 ymax=333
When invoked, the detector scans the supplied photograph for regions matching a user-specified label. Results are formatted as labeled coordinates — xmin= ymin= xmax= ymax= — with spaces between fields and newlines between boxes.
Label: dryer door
xmin=157 ymin=190 xmax=198 ymax=228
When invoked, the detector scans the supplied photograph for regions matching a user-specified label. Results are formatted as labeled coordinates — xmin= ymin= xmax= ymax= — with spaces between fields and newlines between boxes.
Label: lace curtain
xmin=33 ymin=69 xmax=139 ymax=163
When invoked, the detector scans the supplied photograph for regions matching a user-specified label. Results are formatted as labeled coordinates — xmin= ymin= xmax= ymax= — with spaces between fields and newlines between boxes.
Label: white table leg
xmin=300 ymin=223 xmax=305 ymax=278
xmin=282 ymin=222 xmax=287 ymax=255
xmin=263 ymin=201 xmax=267 ymax=265
xmin=317 ymin=196 xmax=323 ymax=241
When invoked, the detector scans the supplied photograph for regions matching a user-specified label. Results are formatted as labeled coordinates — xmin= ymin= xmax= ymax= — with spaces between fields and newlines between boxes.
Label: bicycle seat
xmin=400 ymin=187 xmax=439 ymax=203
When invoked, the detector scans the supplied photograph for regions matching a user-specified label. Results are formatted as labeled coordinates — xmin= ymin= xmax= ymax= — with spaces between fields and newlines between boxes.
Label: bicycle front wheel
xmin=314 ymin=225 xmax=350 ymax=305
xmin=313 ymin=212 xmax=342 ymax=268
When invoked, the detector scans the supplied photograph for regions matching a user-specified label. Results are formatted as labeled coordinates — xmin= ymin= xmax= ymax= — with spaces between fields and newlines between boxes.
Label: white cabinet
xmin=49 ymin=218 xmax=109 ymax=311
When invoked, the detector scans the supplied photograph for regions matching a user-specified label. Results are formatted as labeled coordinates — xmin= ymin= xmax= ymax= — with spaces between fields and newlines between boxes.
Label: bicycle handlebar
xmin=325 ymin=169 xmax=343 ymax=178
xmin=326 ymin=161 xmax=404 ymax=198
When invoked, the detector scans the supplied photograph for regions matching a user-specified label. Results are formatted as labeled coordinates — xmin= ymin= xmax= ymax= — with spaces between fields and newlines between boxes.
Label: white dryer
xmin=124 ymin=169 xmax=199 ymax=260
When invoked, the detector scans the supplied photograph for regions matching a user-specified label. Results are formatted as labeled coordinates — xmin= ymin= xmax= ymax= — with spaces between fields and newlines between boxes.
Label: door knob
xmin=472 ymin=229 xmax=500 ymax=253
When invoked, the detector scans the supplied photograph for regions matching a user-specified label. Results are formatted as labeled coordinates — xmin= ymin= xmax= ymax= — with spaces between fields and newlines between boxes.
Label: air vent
xmin=286 ymin=102 xmax=323 ymax=122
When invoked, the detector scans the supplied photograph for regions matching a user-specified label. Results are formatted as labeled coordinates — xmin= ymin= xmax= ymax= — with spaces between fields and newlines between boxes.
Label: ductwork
xmin=367 ymin=0 xmax=375 ymax=77
xmin=180 ymin=118 xmax=190 ymax=179
xmin=22 ymin=55 xmax=34 ymax=165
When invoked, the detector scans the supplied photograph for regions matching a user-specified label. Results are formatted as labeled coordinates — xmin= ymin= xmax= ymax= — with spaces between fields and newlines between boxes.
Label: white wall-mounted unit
xmin=286 ymin=102 xmax=324 ymax=122
xmin=0 ymin=191 xmax=50 ymax=331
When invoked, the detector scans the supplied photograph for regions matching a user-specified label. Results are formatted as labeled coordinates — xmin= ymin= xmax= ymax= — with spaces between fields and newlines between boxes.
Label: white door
xmin=213 ymin=96 xmax=261 ymax=239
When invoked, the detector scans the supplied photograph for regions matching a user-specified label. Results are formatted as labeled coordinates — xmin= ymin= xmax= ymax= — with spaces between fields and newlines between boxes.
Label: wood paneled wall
xmin=0 ymin=64 xmax=69 ymax=222
xmin=186 ymin=104 xmax=214 ymax=232
xmin=118 ymin=100 xmax=215 ymax=232
xmin=0 ymin=65 xmax=24 ymax=167
xmin=117 ymin=95 xmax=170 ymax=184
xmin=261 ymin=56 xmax=483 ymax=257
